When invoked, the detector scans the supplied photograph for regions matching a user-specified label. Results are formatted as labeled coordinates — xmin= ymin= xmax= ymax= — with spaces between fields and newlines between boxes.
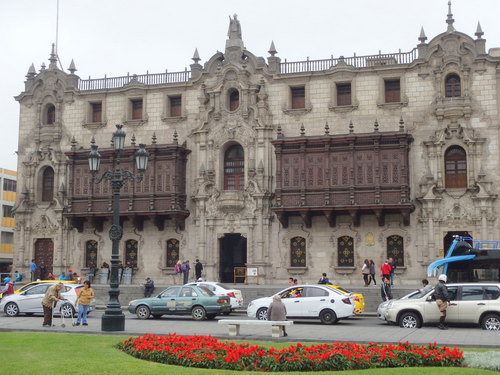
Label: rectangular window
xmin=336 ymin=83 xmax=352 ymax=106
xmin=291 ymin=86 xmax=305 ymax=109
xmin=91 ymin=102 xmax=102 ymax=123
xmin=169 ymin=96 xmax=182 ymax=117
xmin=131 ymin=99 xmax=143 ymax=120
xmin=384 ymin=79 xmax=400 ymax=103
xmin=1 ymin=231 xmax=13 ymax=244
xmin=3 ymin=179 xmax=16 ymax=192
xmin=2 ymin=205 xmax=13 ymax=218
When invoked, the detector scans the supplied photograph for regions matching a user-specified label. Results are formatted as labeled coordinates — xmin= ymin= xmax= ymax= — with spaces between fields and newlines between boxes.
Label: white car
xmin=0 ymin=282 xmax=91 ymax=317
xmin=384 ymin=283 xmax=500 ymax=330
xmin=377 ymin=290 xmax=422 ymax=321
xmin=185 ymin=281 xmax=243 ymax=311
xmin=246 ymin=285 xmax=354 ymax=324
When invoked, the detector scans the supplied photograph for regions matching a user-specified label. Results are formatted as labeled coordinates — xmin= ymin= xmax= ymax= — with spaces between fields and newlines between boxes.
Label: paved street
xmin=0 ymin=311 xmax=498 ymax=348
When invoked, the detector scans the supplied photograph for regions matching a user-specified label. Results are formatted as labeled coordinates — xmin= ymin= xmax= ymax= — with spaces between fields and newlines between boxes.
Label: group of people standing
xmin=173 ymin=259 xmax=203 ymax=285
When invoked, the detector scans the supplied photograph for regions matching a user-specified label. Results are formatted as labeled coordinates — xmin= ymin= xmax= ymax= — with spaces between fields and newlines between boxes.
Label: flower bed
xmin=117 ymin=334 xmax=464 ymax=372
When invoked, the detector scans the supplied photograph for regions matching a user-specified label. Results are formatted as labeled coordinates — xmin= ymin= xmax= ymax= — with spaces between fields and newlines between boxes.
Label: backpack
xmin=180 ymin=263 xmax=187 ymax=272
xmin=174 ymin=263 xmax=181 ymax=273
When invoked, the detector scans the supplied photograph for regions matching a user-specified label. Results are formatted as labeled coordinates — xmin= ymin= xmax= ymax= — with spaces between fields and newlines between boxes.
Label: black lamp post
xmin=88 ymin=124 xmax=149 ymax=331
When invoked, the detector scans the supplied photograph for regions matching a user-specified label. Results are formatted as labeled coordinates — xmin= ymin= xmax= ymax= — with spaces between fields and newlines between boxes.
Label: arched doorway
xmin=219 ymin=233 xmax=247 ymax=283
xmin=443 ymin=231 xmax=472 ymax=282
xmin=34 ymin=238 xmax=54 ymax=279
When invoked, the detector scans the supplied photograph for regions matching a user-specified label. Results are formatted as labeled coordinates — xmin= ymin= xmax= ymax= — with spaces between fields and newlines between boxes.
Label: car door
xmin=457 ymin=285 xmax=489 ymax=323
xmin=279 ymin=287 xmax=304 ymax=317
xmin=175 ymin=287 xmax=199 ymax=314
xmin=444 ymin=286 xmax=460 ymax=322
xmin=152 ymin=286 xmax=180 ymax=315
xmin=299 ymin=286 xmax=331 ymax=317
xmin=422 ymin=286 xmax=459 ymax=323
xmin=20 ymin=284 xmax=51 ymax=313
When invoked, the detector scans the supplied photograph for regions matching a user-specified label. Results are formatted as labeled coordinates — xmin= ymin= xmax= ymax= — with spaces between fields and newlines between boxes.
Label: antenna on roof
xmin=55 ymin=0 xmax=64 ymax=70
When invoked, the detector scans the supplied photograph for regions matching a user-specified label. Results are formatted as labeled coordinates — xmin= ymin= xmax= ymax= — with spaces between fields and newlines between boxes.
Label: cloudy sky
xmin=1 ymin=0 xmax=499 ymax=172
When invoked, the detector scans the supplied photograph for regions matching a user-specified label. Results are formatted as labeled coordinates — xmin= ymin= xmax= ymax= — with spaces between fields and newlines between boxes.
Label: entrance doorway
xmin=219 ymin=233 xmax=247 ymax=283
xmin=443 ymin=231 xmax=472 ymax=282
xmin=443 ymin=231 xmax=471 ymax=256
xmin=34 ymin=239 xmax=54 ymax=279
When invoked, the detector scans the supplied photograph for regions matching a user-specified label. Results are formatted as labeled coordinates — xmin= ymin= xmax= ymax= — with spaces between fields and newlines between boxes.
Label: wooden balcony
xmin=272 ymin=130 xmax=414 ymax=228
xmin=64 ymin=144 xmax=191 ymax=232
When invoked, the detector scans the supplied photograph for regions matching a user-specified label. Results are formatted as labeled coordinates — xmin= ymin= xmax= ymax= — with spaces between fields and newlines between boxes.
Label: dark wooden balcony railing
xmin=64 ymin=144 xmax=191 ymax=231
xmin=272 ymin=130 xmax=414 ymax=228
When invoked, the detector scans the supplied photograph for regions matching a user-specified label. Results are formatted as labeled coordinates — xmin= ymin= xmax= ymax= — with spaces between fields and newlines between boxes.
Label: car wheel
xmin=4 ymin=302 xmax=19 ymax=317
xmin=152 ymin=314 xmax=162 ymax=319
xmin=319 ymin=309 xmax=337 ymax=325
xmin=60 ymin=303 xmax=75 ymax=318
xmin=399 ymin=312 xmax=421 ymax=328
xmin=192 ymin=306 xmax=206 ymax=321
xmin=136 ymin=305 xmax=151 ymax=320
xmin=256 ymin=307 xmax=268 ymax=320
xmin=481 ymin=313 xmax=500 ymax=331
xmin=206 ymin=313 xmax=217 ymax=320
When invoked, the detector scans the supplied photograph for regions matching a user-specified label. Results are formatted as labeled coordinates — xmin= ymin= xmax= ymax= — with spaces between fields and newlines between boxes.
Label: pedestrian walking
xmin=380 ymin=259 xmax=392 ymax=280
xmin=144 ymin=277 xmax=155 ymax=297
xmin=434 ymin=274 xmax=450 ymax=330
xmin=30 ymin=259 xmax=37 ymax=282
xmin=317 ymin=272 xmax=330 ymax=284
xmin=361 ymin=259 xmax=370 ymax=286
xmin=381 ymin=277 xmax=393 ymax=302
xmin=174 ymin=260 xmax=182 ymax=285
xmin=369 ymin=259 xmax=377 ymax=285
xmin=195 ymin=259 xmax=203 ymax=281
xmin=182 ymin=260 xmax=191 ymax=284
xmin=39 ymin=261 xmax=47 ymax=280
xmin=267 ymin=295 xmax=288 ymax=337
xmin=388 ymin=257 xmax=396 ymax=286
xmin=75 ymin=280 xmax=94 ymax=326
xmin=41 ymin=283 xmax=65 ymax=327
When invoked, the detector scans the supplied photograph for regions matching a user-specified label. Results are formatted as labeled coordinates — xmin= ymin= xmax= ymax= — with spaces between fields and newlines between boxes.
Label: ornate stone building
xmin=13 ymin=8 xmax=500 ymax=284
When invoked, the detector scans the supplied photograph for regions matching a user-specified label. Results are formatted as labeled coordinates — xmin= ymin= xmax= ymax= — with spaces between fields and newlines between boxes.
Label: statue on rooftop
xmin=228 ymin=14 xmax=242 ymax=40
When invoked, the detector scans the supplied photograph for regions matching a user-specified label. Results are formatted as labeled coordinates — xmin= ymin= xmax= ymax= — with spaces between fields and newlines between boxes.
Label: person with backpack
xmin=174 ymin=260 xmax=182 ymax=285
xmin=181 ymin=260 xmax=190 ymax=284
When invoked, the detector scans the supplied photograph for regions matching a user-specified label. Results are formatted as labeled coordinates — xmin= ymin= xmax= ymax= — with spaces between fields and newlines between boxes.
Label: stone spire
xmin=268 ymin=41 xmax=277 ymax=57
xmin=192 ymin=48 xmax=201 ymax=64
xmin=48 ymin=43 xmax=59 ymax=70
xmin=446 ymin=1 xmax=455 ymax=33
xmin=68 ymin=59 xmax=77 ymax=74
xmin=225 ymin=14 xmax=244 ymax=50
xmin=267 ymin=40 xmax=281 ymax=73
xmin=26 ymin=63 xmax=36 ymax=79
xmin=474 ymin=21 xmax=486 ymax=54
xmin=475 ymin=22 xmax=484 ymax=39
xmin=417 ymin=27 xmax=428 ymax=58
xmin=418 ymin=27 xmax=427 ymax=44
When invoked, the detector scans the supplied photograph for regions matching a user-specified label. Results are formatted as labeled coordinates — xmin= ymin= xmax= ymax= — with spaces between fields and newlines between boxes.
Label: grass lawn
xmin=1 ymin=332 xmax=497 ymax=375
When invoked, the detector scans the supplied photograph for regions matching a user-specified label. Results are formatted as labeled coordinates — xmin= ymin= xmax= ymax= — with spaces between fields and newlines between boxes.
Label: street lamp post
xmin=88 ymin=124 xmax=149 ymax=331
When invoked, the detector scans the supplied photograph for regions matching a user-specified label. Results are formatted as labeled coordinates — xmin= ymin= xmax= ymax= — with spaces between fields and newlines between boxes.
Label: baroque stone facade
xmin=13 ymin=9 xmax=500 ymax=285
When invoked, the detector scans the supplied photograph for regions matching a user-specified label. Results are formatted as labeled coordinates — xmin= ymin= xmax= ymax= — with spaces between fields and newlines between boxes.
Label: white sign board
xmin=246 ymin=267 xmax=258 ymax=276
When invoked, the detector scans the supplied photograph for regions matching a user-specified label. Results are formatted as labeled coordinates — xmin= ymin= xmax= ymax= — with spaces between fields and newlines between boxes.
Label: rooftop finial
xmin=26 ymin=63 xmax=36 ymax=79
xmin=48 ymin=43 xmax=58 ymax=70
xmin=192 ymin=48 xmax=201 ymax=64
xmin=475 ymin=22 xmax=484 ymax=39
xmin=418 ymin=27 xmax=427 ymax=43
xmin=268 ymin=41 xmax=277 ymax=57
xmin=68 ymin=59 xmax=77 ymax=74
xmin=446 ymin=1 xmax=455 ymax=33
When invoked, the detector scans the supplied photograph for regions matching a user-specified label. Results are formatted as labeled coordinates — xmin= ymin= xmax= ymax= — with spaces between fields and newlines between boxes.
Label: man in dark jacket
xmin=434 ymin=274 xmax=450 ymax=330
xmin=381 ymin=277 xmax=393 ymax=302
xmin=195 ymin=259 xmax=203 ymax=281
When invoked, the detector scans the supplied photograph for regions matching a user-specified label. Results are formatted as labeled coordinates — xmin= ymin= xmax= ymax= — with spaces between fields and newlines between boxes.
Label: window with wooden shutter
xmin=42 ymin=167 xmax=54 ymax=202
xmin=337 ymin=236 xmax=354 ymax=266
xmin=387 ymin=235 xmax=404 ymax=267
xmin=91 ymin=102 xmax=102 ymax=123
xmin=290 ymin=236 xmax=306 ymax=267
xmin=445 ymin=146 xmax=467 ymax=188
xmin=131 ymin=99 xmax=143 ymax=120
xmin=46 ymin=104 xmax=56 ymax=125
xmin=169 ymin=96 xmax=182 ymax=117
xmin=291 ymin=86 xmax=305 ymax=109
xmin=166 ymin=238 xmax=180 ymax=267
xmin=224 ymin=144 xmax=244 ymax=190
xmin=85 ymin=240 xmax=98 ymax=268
xmin=336 ymin=83 xmax=352 ymax=106
xmin=384 ymin=79 xmax=400 ymax=103
xmin=125 ymin=239 xmax=138 ymax=268
xmin=445 ymin=74 xmax=461 ymax=98
xmin=229 ymin=89 xmax=239 ymax=111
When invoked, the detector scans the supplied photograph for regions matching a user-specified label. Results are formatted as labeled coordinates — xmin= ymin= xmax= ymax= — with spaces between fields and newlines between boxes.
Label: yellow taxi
xmin=327 ymin=285 xmax=365 ymax=314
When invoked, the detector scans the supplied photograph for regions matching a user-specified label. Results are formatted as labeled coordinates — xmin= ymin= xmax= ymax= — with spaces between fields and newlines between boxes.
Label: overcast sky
xmin=1 ymin=0 xmax=499 ymax=172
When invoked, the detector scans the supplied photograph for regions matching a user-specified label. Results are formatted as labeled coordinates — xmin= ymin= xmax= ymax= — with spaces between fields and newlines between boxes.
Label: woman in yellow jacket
xmin=75 ymin=280 xmax=95 ymax=326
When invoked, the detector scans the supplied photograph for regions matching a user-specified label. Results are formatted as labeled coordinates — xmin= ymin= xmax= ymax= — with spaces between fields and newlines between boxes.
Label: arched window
xmin=387 ymin=235 xmax=404 ymax=267
xmin=229 ymin=89 xmax=239 ymax=111
xmin=290 ymin=236 xmax=306 ymax=267
xmin=46 ymin=104 xmax=56 ymax=125
xmin=445 ymin=146 xmax=467 ymax=188
xmin=125 ymin=239 xmax=138 ymax=268
xmin=337 ymin=236 xmax=354 ymax=266
xmin=42 ymin=167 xmax=54 ymax=202
xmin=85 ymin=240 xmax=98 ymax=268
xmin=224 ymin=144 xmax=244 ymax=190
xmin=166 ymin=238 xmax=180 ymax=267
xmin=445 ymin=74 xmax=461 ymax=98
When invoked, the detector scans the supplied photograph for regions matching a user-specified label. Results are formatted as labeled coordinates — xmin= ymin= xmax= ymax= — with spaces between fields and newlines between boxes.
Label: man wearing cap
xmin=0 ymin=277 xmax=14 ymax=297
xmin=41 ymin=283 xmax=65 ymax=327
xmin=434 ymin=274 xmax=450 ymax=330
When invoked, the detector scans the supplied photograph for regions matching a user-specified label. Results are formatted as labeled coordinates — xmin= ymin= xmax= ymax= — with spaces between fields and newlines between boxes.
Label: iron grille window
xmin=169 ymin=96 xmax=182 ymax=117
xmin=125 ymin=239 xmax=138 ymax=268
xmin=42 ymin=168 xmax=54 ymax=202
xmin=166 ymin=238 xmax=180 ymax=267
xmin=46 ymin=104 xmax=56 ymax=125
xmin=384 ymin=79 xmax=400 ymax=103
xmin=3 ymin=178 xmax=16 ymax=192
xmin=336 ymin=83 xmax=352 ymax=106
xmin=85 ymin=240 xmax=98 ymax=268
xmin=91 ymin=102 xmax=102 ymax=123
xmin=387 ymin=235 xmax=404 ymax=267
xmin=445 ymin=146 xmax=467 ymax=188
xmin=131 ymin=99 xmax=143 ymax=120
xmin=229 ymin=90 xmax=239 ymax=111
xmin=291 ymin=86 xmax=305 ymax=109
xmin=224 ymin=145 xmax=244 ymax=190
xmin=445 ymin=74 xmax=461 ymax=98
xmin=2 ymin=205 xmax=13 ymax=218
xmin=337 ymin=236 xmax=354 ymax=266
xmin=290 ymin=236 xmax=306 ymax=267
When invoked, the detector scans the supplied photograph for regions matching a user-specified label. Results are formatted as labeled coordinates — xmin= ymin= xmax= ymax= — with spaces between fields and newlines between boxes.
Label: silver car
xmin=377 ymin=290 xmax=422 ymax=321
xmin=384 ymin=283 xmax=500 ymax=330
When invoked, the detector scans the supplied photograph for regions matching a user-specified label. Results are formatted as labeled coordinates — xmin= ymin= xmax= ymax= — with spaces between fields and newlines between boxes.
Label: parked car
xmin=384 ymin=283 xmax=500 ymax=330
xmin=0 ymin=282 xmax=89 ymax=317
xmin=185 ymin=281 xmax=243 ymax=311
xmin=127 ymin=285 xmax=231 ymax=320
xmin=0 ymin=279 xmax=76 ymax=299
xmin=327 ymin=285 xmax=365 ymax=314
xmin=246 ymin=285 xmax=355 ymax=324
xmin=377 ymin=290 xmax=422 ymax=321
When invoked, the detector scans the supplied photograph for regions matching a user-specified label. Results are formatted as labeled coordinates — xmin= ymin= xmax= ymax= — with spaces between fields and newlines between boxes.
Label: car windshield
xmin=333 ymin=286 xmax=350 ymax=294
xmin=198 ymin=286 xmax=215 ymax=296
